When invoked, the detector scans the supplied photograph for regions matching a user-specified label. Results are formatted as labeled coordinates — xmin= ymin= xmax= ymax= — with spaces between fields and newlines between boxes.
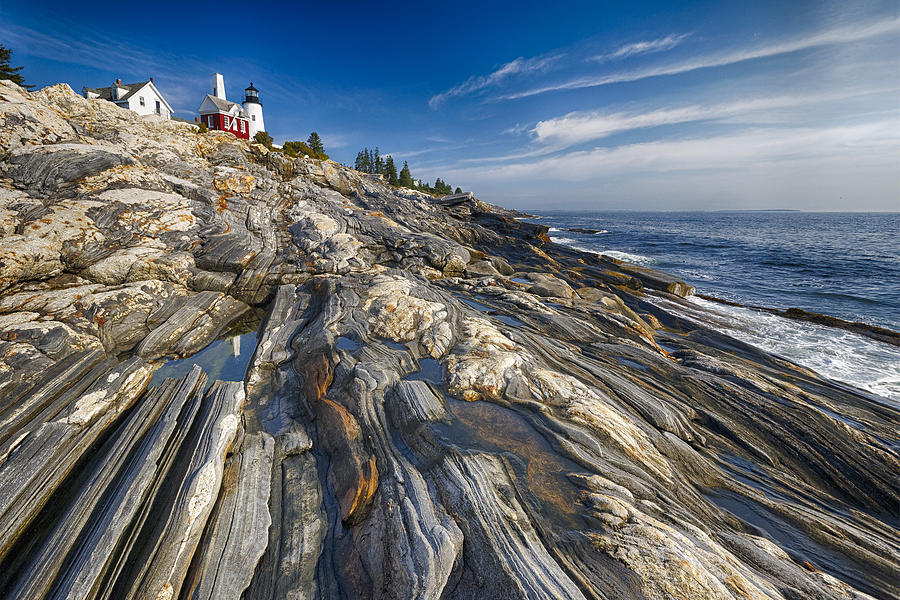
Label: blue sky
xmin=2 ymin=0 xmax=898 ymax=210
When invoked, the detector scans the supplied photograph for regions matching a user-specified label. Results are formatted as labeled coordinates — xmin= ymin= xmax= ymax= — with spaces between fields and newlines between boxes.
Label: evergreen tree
xmin=455 ymin=187 xmax=462 ymax=194
xmin=306 ymin=132 xmax=327 ymax=159
xmin=373 ymin=147 xmax=384 ymax=175
xmin=363 ymin=148 xmax=373 ymax=173
xmin=355 ymin=150 xmax=364 ymax=171
xmin=0 ymin=45 xmax=31 ymax=89
xmin=431 ymin=178 xmax=452 ymax=195
xmin=399 ymin=161 xmax=413 ymax=187
xmin=384 ymin=156 xmax=399 ymax=186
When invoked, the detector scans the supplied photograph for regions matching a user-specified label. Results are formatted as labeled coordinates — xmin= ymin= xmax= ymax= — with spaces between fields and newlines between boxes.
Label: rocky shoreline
xmin=0 ymin=81 xmax=897 ymax=600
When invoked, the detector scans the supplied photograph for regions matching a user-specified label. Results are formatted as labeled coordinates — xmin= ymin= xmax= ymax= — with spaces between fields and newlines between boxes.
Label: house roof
xmin=83 ymin=80 xmax=174 ymax=114
xmin=84 ymin=81 xmax=150 ymax=103
xmin=198 ymin=94 xmax=247 ymax=117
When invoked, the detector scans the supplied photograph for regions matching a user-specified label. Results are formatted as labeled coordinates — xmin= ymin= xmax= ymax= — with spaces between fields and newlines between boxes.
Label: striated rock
xmin=0 ymin=80 xmax=896 ymax=600
xmin=527 ymin=272 xmax=577 ymax=299
xmin=6 ymin=143 xmax=133 ymax=192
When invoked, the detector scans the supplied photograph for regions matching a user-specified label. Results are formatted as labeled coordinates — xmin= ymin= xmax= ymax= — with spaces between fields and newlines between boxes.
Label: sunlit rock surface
xmin=0 ymin=80 xmax=897 ymax=600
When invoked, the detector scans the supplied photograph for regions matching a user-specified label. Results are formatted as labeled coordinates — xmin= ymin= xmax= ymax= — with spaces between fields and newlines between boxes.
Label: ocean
xmin=530 ymin=211 xmax=900 ymax=401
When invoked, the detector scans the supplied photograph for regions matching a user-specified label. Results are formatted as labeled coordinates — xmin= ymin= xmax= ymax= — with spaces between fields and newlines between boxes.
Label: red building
xmin=197 ymin=73 xmax=251 ymax=139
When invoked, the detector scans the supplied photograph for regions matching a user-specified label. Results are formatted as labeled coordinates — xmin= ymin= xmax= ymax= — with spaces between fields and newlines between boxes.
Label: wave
xmin=548 ymin=233 xmax=656 ymax=265
xmin=654 ymin=295 xmax=900 ymax=403
xmin=550 ymin=236 xmax=577 ymax=245
xmin=598 ymin=249 xmax=656 ymax=265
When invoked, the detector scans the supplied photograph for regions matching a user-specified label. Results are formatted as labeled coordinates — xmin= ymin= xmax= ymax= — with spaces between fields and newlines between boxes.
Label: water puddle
xmin=510 ymin=277 xmax=532 ymax=285
xmin=458 ymin=297 xmax=492 ymax=312
xmin=703 ymin=488 xmax=884 ymax=597
xmin=436 ymin=398 xmax=584 ymax=529
xmin=493 ymin=314 xmax=525 ymax=327
xmin=656 ymin=341 xmax=679 ymax=353
xmin=406 ymin=358 xmax=444 ymax=384
xmin=811 ymin=403 xmax=865 ymax=430
xmin=335 ymin=336 xmax=361 ymax=352
xmin=148 ymin=328 xmax=257 ymax=390
xmin=613 ymin=357 xmax=649 ymax=371
xmin=380 ymin=338 xmax=408 ymax=351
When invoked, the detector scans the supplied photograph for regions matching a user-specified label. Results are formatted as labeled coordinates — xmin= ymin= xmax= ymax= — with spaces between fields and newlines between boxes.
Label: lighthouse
xmin=242 ymin=82 xmax=265 ymax=138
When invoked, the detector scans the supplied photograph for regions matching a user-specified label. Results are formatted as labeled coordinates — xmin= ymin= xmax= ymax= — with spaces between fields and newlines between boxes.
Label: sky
xmin=1 ymin=0 xmax=898 ymax=211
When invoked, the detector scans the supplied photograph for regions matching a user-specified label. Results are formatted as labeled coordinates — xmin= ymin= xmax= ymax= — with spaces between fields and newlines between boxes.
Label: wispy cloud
xmin=530 ymin=90 xmax=892 ymax=148
xmin=0 ymin=19 xmax=212 ymax=110
xmin=499 ymin=17 xmax=900 ymax=100
xmin=590 ymin=33 xmax=690 ymax=62
xmin=428 ymin=54 xmax=562 ymax=109
xmin=435 ymin=120 xmax=900 ymax=186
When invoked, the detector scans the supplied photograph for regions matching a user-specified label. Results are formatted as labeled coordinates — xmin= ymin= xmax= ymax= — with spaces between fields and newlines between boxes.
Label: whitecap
xmin=548 ymin=233 xmax=656 ymax=265
xmin=652 ymin=295 xmax=900 ymax=403
xmin=599 ymin=250 xmax=655 ymax=265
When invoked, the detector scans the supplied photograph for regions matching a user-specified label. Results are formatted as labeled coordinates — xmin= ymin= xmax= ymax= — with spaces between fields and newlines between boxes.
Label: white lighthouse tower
xmin=212 ymin=73 xmax=226 ymax=99
xmin=242 ymin=82 xmax=265 ymax=138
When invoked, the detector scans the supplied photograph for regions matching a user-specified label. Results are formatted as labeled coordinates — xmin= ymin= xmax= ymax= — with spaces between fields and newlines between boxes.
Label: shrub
xmin=254 ymin=131 xmax=273 ymax=149
xmin=282 ymin=140 xmax=316 ymax=158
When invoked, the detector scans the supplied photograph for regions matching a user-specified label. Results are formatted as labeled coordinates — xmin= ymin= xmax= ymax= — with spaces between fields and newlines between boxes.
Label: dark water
xmin=148 ymin=330 xmax=257 ymax=389
xmin=535 ymin=211 xmax=900 ymax=331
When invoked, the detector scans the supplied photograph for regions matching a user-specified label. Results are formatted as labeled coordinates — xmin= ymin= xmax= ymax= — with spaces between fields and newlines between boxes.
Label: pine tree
xmin=355 ymin=150 xmax=364 ymax=171
xmin=399 ymin=161 xmax=413 ymax=187
xmin=384 ymin=156 xmax=399 ymax=186
xmin=0 ymin=45 xmax=31 ymax=89
xmin=306 ymin=132 xmax=327 ymax=159
xmin=374 ymin=147 xmax=384 ymax=175
xmin=363 ymin=148 xmax=372 ymax=173
xmin=455 ymin=187 xmax=462 ymax=194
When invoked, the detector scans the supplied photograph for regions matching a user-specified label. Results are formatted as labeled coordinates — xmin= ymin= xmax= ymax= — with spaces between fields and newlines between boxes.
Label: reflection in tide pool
xmin=436 ymin=398 xmax=585 ymax=530
xmin=148 ymin=329 xmax=258 ymax=389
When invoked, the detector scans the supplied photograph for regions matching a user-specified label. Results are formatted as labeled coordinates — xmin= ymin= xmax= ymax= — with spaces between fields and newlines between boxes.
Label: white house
xmin=82 ymin=78 xmax=173 ymax=119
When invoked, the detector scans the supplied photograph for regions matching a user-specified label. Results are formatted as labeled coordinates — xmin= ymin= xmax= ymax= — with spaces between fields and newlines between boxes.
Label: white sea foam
xmin=548 ymin=233 xmax=656 ymax=265
xmin=551 ymin=236 xmax=577 ymax=245
xmin=653 ymin=295 xmax=900 ymax=403
xmin=599 ymin=250 xmax=655 ymax=265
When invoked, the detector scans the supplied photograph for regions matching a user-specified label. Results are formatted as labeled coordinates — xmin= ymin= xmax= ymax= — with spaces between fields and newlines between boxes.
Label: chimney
xmin=149 ymin=76 xmax=153 ymax=82
xmin=212 ymin=73 xmax=226 ymax=100
xmin=194 ymin=117 xmax=199 ymax=123
xmin=116 ymin=78 xmax=121 ymax=85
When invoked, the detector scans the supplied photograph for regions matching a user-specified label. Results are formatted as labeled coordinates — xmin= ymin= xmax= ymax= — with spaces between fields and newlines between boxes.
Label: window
xmin=223 ymin=116 xmax=230 ymax=128
xmin=208 ymin=115 xmax=214 ymax=127
xmin=155 ymin=100 xmax=161 ymax=114
xmin=251 ymin=115 xmax=256 ymax=121
xmin=139 ymin=96 xmax=145 ymax=106
xmin=240 ymin=120 xmax=246 ymax=133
